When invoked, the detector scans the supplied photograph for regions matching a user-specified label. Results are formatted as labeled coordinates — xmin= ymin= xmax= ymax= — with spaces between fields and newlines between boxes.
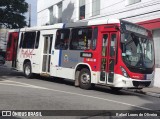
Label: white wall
xmin=153 ymin=29 xmax=160 ymax=88
xmin=37 ymin=0 xmax=78 ymax=25
xmin=37 ymin=0 xmax=160 ymax=25
xmin=154 ymin=68 xmax=160 ymax=88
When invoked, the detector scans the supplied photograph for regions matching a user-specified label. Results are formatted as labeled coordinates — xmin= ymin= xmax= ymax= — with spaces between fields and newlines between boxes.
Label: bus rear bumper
xmin=113 ymin=74 xmax=154 ymax=88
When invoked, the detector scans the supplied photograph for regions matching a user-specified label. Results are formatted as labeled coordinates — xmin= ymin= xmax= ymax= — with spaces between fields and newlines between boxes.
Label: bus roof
xmin=65 ymin=19 xmax=120 ymax=28
xmin=7 ymin=18 xmax=121 ymax=32
xmin=8 ymin=29 xmax=19 ymax=33
xmin=20 ymin=23 xmax=64 ymax=32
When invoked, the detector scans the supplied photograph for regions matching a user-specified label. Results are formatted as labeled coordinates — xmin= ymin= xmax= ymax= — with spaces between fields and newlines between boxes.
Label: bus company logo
xmin=21 ymin=49 xmax=34 ymax=58
xmin=64 ymin=54 xmax=69 ymax=62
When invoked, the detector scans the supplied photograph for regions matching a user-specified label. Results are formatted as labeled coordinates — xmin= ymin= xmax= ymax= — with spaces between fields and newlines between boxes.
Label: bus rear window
xmin=7 ymin=34 xmax=12 ymax=48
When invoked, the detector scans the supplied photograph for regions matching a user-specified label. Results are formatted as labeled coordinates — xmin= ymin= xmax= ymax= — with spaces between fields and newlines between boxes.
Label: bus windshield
xmin=120 ymin=22 xmax=155 ymax=74
xmin=121 ymin=32 xmax=154 ymax=67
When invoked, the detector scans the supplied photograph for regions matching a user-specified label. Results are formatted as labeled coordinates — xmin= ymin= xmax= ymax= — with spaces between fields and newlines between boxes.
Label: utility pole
xmin=28 ymin=4 xmax=31 ymax=27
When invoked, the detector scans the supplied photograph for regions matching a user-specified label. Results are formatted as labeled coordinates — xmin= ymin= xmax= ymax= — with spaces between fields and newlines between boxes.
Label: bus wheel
xmin=110 ymin=87 xmax=122 ymax=92
xmin=24 ymin=62 xmax=33 ymax=79
xmin=79 ymin=68 xmax=92 ymax=90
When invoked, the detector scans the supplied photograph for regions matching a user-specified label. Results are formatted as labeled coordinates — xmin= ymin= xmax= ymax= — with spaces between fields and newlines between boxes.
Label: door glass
xmin=42 ymin=36 xmax=53 ymax=72
xmin=110 ymin=34 xmax=116 ymax=57
xmin=49 ymin=36 xmax=53 ymax=54
xmin=108 ymin=33 xmax=117 ymax=83
xmin=102 ymin=34 xmax=108 ymax=56
xmin=108 ymin=59 xmax=115 ymax=83
xmin=43 ymin=37 xmax=49 ymax=54
xmin=100 ymin=34 xmax=108 ymax=82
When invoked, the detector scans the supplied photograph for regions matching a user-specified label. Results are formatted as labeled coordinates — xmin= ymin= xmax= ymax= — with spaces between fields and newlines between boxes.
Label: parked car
xmin=0 ymin=55 xmax=5 ymax=65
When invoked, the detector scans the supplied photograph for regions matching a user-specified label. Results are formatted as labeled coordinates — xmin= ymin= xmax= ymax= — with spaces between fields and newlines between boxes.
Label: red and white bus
xmin=6 ymin=29 xmax=19 ymax=68
xmin=6 ymin=19 xmax=155 ymax=91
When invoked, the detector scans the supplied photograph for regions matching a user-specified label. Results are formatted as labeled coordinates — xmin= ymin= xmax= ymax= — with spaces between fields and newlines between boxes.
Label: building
xmin=37 ymin=0 xmax=160 ymax=87
xmin=0 ymin=29 xmax=8 ymax=57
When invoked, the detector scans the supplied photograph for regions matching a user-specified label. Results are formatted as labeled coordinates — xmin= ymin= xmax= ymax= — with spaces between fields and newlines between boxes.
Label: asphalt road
xmin=0 ymin=64 xmax=160 ymax=119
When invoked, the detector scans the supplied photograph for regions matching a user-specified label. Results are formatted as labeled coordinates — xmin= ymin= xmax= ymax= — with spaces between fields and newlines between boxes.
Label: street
xmin=0 ymin=64 xmax=160 ymax=119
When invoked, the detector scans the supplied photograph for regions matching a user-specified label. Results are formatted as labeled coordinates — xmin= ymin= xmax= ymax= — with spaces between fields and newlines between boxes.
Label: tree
xmin=0 ymin=0 xmax=28 ymax=29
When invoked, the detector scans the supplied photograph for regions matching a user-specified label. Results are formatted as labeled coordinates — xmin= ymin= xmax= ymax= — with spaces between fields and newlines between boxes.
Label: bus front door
xmin=100 ymin=32 xmax=117 ymax=85
xmin=42 ymin=35 xmax=53 ymax=73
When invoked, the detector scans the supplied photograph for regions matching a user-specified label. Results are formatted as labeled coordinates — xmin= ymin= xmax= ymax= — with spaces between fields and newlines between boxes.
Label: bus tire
xmin=75 ymin=70 xmax=80 ymax=87
xmin=24 ymin=62 xmax=33 ymax=79
xmin=79 ymin=68 xmax=92 ymax=90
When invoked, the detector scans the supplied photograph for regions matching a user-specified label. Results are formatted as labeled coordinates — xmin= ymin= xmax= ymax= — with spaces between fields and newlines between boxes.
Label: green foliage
xmin=0 ymin=0 xmax=28 ymax=28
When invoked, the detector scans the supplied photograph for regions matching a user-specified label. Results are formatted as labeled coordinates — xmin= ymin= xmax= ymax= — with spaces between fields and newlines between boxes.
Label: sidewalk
xmin=133 ymin=87 xmax=160 ymax=98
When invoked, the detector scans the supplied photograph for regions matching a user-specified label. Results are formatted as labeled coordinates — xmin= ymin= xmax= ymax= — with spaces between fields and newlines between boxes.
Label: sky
xmin=25 ymin=0 xmax=37 ymax=26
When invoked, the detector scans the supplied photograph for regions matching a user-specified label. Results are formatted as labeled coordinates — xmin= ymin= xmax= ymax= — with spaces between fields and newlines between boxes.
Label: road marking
xmin=2 ymin=80 xmax=39 ymax=87
xmin=0 ymin=83 xmax=39 ymax=88
xmin=0 ymin=80 xmax=155 ymax=111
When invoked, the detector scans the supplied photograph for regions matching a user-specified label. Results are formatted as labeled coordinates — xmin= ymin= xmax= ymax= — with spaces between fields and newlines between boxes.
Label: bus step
xmin=40 ymin=73 xmax=50 ymax=77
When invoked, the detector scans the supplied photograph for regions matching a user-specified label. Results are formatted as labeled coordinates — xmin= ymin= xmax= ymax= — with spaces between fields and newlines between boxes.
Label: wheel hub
xmin=81 ymin=73 xmax=90 ymax=84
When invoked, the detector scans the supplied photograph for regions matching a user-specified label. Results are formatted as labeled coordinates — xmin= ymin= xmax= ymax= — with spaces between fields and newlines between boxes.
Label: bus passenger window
xmin=7 ymin=34 xmax=12 ymax=48
xmin=22 ymin=32 xmax=36 ymax=49
xmin=92 ymin=27 xmax=98 ymax=50
xmin=55 ymin=29 xmax=70 ymax=50
xmin=70 ymin=28 xmax=92 ymax=50
xmin=35 ymin=31 xmax=40 ymax=49
xmin=19 ymin=33 xmax=24 ymax=48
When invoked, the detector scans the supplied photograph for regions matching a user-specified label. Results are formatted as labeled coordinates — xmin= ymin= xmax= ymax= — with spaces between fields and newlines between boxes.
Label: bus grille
xmin=132 ymin=81 xmax=151 ymax=87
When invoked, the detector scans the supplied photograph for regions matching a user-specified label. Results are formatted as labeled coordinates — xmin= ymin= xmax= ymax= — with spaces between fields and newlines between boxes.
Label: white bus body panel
xmin=16 ymin=25 xmax=64 ymax=74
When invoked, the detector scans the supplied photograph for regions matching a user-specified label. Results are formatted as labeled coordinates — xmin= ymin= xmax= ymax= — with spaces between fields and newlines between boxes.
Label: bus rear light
xmin=120 ymin=66 xmax=129 ymax=78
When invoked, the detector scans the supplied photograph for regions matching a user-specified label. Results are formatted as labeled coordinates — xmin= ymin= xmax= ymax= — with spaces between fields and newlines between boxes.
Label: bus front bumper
xmin=113 ymin=74 xmax=154 ymax=88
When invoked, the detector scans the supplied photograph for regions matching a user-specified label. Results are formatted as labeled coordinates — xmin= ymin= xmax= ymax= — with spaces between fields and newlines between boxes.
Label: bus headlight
xmin=120 ymin=66 xmax=129 ymax=78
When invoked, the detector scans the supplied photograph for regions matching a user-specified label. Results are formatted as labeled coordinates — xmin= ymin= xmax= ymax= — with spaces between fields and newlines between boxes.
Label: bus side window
xmin=22 ymin=32 xmax=36 ymax=49
xmin=7 ymin=34 xmax=12 ymax=49
xmin=70 ymin=28 xmax=92 ymax=50
xmin=91 ymin=27 xmax=98 ymax=50
xmin=19 ymin=33 xmax=24 ymax=48
xmin=55 ymin=29 xmax=70 ymax=50
xmin=35 ymin=31 xmax=40 ymax=49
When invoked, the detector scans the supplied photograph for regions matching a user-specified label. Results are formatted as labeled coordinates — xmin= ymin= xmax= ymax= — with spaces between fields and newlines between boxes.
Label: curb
xmin=144 ymin=92 xmax=160 ymax=98
xmin=133 ymin=90 xmax=160 ymax=98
